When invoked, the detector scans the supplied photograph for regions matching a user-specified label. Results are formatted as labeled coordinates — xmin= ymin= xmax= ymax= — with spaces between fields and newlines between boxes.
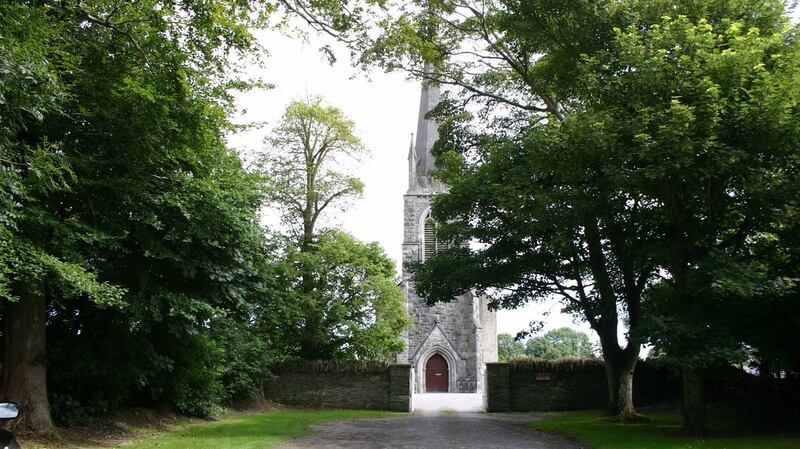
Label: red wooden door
xmin=425 ymin=354 xmax=449 ymax=392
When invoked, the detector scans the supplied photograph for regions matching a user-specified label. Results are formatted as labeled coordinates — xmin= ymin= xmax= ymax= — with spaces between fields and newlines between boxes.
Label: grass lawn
xmin=117 ymin=409 xmax=397 ymax=449
xmin=533 ymin=410 xmax=800 ymax=449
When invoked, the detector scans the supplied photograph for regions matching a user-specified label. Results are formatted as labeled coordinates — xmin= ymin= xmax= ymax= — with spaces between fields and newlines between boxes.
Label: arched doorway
xmin=425 ymin=353 xmax=449 ymax=392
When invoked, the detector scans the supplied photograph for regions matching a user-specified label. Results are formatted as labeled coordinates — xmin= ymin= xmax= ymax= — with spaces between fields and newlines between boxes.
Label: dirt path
xmin=277 ymin=412 xmax=586 ymax=449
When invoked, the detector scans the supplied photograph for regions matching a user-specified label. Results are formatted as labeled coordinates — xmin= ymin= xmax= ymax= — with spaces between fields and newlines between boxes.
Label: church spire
xmin=413 ymin=65 xmax=441 ymax=186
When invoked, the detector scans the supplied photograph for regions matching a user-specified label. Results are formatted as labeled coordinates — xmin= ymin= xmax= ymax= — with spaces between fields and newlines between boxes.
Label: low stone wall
xmin=263 ymin=361 xmax=413 ymax=412
xmin=486 ymin=359 xmax=676 ymax=412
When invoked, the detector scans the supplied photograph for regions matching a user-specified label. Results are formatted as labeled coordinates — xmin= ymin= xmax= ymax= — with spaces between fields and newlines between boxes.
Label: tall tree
xmin=282 ymin=230 xmax=410 ymax=360
xmin=0 ymin=4 xmax=122 ymax=434
xmin=263 ymin=97 xmax=366 ymax=253
xmin=358 ymin=0 xmax=658 ymax=422
xmin=410 ymin=107 xmax=654 ymax=420
xmin=261 ymin=98 xmax=408 ymax=360
xmin=1 ymin=0 xmax=273 ymax=432
xmin=607 ymin=8 xmax=800 ymax=433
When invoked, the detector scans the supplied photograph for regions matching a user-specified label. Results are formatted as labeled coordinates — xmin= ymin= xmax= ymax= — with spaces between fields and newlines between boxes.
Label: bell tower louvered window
xmin=424 ymin=218 xmax=437 ymax=260
xmin=423 ymin=210 xmax=449 ymax=260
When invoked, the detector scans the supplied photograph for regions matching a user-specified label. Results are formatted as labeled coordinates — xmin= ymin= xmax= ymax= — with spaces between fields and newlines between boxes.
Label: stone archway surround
xmin=416 ymin=345 xmax=460 ymax=393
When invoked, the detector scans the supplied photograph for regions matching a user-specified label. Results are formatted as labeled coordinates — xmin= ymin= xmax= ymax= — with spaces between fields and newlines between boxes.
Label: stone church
xmin=396 ymin=76 xmax=498 ymax=393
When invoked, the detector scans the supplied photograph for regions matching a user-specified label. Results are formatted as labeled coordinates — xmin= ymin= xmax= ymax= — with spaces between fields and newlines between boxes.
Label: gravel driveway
xmin=277 ymin=412 xmax=585 ymax=449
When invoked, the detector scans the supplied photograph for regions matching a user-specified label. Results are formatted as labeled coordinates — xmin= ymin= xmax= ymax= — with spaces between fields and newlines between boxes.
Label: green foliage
xmin=278 ymin=230 xmax=410 ymax=361
xmin=357 ymin=0 xmax=800 ymax=427
xmin=577 ymin=4 xmax=800 ymax=372
xmin=508 ymin=358 xmax=606 ymax=372
xmin=525 ymin=328 xmax=594 ymax=360
xmin=0 ymin=4 xmax=71 ymax=229
xmin=165 ymin=333 xmax=226 ymax=419
xmin=500 ymin=327 xmax=598 ymax=362
xmin=213 ymin=317 xmax=276 ymax=403
xmin=271 ymin=360 xmax=393 ymax=374
xmin=375 ymin=0 xmax=799 ymax=365
xmin=1 ymin=0 xmax=408 ymax=429
xmin=261 ymin=97 xmax=366 ymax=245
xmin=0 ymin=0 xmax=288 ymax=424
xmin=0 ymin=3 xmax=120 ymax=308
xmin=497 ymin=333 xmax=525 ymax=361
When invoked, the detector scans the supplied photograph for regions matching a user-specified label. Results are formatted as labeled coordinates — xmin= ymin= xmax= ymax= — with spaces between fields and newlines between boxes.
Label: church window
xmin=423 ymin=211 xmax=450 ymax=260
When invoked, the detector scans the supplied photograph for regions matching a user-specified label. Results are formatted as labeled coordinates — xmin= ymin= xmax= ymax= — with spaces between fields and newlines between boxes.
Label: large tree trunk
xmin=583 ymin=219 xmax=645 ymax=421
xmin=2 ymin=288 xmax=57 ymax=436
xmin=597 ymin=332 xmax=642 ymax=420
xmin=681 ymin=366 xmax=705 ymax=436
xmin=616 ymin=356 xmax=639 ymax=421
xmin=603 ymin=358 xmax=620 ymax=415
xmin=605 ymin=352 xmax=642 ymax=421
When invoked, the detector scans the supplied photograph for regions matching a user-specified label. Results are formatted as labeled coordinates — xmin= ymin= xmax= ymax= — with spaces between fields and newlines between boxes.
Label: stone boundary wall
xmin=263 ymin=362 xmax=413 ymax=412
xmin=486 ymin=359 xmax=676 ymax=412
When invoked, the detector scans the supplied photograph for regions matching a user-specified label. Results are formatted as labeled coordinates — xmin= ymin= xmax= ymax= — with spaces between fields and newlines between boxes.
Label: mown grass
xmin=533 ymin=410 xmax=800 ymax=449
xmin=118 ymin=409 xmax=398 ymax=449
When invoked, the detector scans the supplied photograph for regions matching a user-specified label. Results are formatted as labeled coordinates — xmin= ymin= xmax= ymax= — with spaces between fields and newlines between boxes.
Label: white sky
xmin=230 ymin=6 xmax=800 ymax=342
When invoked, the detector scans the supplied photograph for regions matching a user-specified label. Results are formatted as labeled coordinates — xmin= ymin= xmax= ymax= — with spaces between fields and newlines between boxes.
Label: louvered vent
xmin=424 ymin=219 xmax=436 ymax=260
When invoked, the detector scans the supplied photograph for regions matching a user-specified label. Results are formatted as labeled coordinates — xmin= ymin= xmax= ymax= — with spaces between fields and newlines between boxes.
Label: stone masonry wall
xmin=486 ymin=359 xmax=676 ymax=412
xmin=263 ymin=362 xmax=413 ymax=412
xmin=485 ymin=363 xmax=511 ymax=412
xmin=507 ymin=363 xmax=607 ymax=411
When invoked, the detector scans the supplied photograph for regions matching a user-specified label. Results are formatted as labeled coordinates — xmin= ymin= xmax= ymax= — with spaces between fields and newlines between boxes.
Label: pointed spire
xmin=414 ymin=65 xmax=441 ymax=183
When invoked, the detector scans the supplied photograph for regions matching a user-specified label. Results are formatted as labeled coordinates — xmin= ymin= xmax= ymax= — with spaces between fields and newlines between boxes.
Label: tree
xmin=573 ymin=6 xmax=800 ymax=434
xmin=728 ymin=205 xmax=800 ymax=378
xmin=261 ymin=98 xmax=408 ymax=360
xmin=409 ymin=109 xmax=655 ymax=420
xmin=0 ymin=4 xmax=122 ymax=434
xmin=356 ymin=0 xmax=656 ymax=422
xmin=525 ymin=328 xmax=593 ymax=360
xmin=282 ymin=230 xmax=410 ymax=360
xmin=353 ymin=0 xmax=799 ymax=431
xmin=1 ymin=0 xmax=275 ymax=432
xmin=263 ymin=97 xmax=366 ymax=252
xmin=497 ymin=333 xmax=525 ymax=361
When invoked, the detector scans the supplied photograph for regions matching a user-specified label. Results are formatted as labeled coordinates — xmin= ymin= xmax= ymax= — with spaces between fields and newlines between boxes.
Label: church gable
xmin=410 ymin=322 xmax=464 ymax=364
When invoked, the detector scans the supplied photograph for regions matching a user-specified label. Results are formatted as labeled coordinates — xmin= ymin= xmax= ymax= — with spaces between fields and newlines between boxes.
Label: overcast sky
xmin=230 ymin=7 xmax=799 ymax=342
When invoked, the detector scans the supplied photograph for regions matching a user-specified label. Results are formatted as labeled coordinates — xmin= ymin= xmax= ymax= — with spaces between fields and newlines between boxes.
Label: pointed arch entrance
xmin=425 ymin=353 xmax=449 ymax=392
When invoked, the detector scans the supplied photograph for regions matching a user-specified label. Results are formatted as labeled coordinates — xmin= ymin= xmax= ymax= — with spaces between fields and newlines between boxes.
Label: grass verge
xmin=20 ymin=408 xmax=398 ymax=449
xmin=118 ymin=409 xmax=397 ymax=449
xmin=532 ymin=410 xmax=800 ymax=449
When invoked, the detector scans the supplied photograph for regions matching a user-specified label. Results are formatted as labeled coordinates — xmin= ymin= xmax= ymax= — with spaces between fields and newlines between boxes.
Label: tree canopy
xmin=262 ymin=97 xmax=366 ymax=250
xmin=526 ymin=328 xmax=595 ymax=360
xmin=497 ymin=333 xmax=525 ymax=361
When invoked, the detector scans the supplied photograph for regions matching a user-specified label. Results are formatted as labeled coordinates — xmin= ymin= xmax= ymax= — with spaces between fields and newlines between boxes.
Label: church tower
xmin=397 ymin=74 xmax=498 ymax=393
